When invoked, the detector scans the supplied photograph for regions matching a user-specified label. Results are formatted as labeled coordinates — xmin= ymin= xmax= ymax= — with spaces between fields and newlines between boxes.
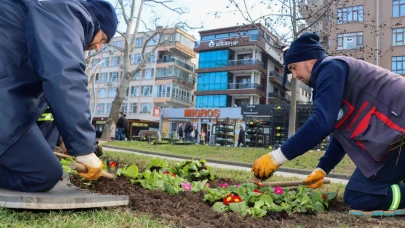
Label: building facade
xmin=301 ymin=0 xmax=405 ymax=74
xmin=193 ymin=24 xmax=311 ymax=109
xmin=87 ymin=28 xmax=197 ymax=137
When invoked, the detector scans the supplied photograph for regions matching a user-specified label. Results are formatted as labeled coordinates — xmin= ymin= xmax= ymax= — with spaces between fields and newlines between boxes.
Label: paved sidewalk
xmin=101 ymin=143 xmax=349 ymax=185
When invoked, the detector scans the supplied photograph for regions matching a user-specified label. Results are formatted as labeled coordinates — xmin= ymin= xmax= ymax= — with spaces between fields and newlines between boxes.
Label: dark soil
xmin=70 ymin=168 xmax=405 ymax=228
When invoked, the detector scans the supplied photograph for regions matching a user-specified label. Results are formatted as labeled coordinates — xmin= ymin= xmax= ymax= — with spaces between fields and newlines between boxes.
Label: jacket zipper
xmin=346 ymin=101 xmax=369 ymax=132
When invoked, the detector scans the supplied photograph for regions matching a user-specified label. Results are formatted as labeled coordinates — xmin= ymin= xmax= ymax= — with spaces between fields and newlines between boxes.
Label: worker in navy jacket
xmin=0 ymin=0 xmax=118 ymax=192
xmin=252 ymin=32 xmax=405 ymax=212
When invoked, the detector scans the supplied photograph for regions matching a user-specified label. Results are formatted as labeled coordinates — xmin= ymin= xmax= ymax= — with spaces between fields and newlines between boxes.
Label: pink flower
xmin=204 ymin=183 xmax=210 ymax=187
xmin=274 ymin=187 xmax=283 ymax=195
xmin=219 ymin=183 xmax=228 ymax=188
xmin=235 ymin=184 xmax=241 ymax=188
xmin=182 ymin=183 xmax=192 ymax=191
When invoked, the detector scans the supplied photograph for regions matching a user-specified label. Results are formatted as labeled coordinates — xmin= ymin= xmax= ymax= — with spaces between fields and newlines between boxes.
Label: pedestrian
xmin=123 ymin=113 xmax=131 ymax=141
xmin=200 ymin=129 xmax=206 ymax=145
xmin=252 ymin=32 xmax=405 ymax=213
xmin=110 ymin=122 xmax=116 ymax=141
xmin=178 ymin=125 xmax=184 ymax=140
xmin=194 ymin=128 xmax=199 ymax=143
xmin=115 ymin=112 xmax=125 ymax=141
xmin=0 ymin=0 xmax=118 ymax=192
xmin=237 ymin=126 xmax=245 ymax=147
xmin=185 ymin=121 xmax=193 ymax=141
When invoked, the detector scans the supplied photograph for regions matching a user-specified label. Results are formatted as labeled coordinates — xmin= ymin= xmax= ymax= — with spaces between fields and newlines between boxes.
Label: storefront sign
xmin=184 ymin=109 xmax=220 ymax=118
xmin=153 ymin=107 xmax=160 ymax=117
xmin=241 ymin=104 xmax=272 ymax=115
xmin=208 ymin=40 xmax=239 ymax=48
xmin=95 ymin=121 xmax=106 ymax=124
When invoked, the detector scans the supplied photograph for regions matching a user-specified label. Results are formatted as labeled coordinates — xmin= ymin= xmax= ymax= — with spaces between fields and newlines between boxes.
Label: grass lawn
xmin=104 ymin=141 xmax=356 ymax=175
xmin=0 ymin=150 xmax=346 ymax=227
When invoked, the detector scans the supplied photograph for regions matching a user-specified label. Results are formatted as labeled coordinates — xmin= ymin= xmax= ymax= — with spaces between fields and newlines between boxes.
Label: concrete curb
xmin=103 ymin=145 xmax=351 ymax=180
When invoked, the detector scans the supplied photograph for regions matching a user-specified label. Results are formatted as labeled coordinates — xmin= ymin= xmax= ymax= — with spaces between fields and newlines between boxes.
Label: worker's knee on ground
xmin=344 ymin=189 xmax=387 ymax=211
xmin=31 ymin=162 xmax=63 ymax=192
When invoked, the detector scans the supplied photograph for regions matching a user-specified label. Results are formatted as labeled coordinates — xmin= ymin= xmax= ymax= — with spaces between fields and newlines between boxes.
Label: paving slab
xmin=0 ymin=174 xmax=129 ymax=210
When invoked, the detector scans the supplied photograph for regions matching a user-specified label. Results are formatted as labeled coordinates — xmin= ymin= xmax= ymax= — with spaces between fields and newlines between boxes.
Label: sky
xmin=109 ymin=0 xmax=286 ymax=41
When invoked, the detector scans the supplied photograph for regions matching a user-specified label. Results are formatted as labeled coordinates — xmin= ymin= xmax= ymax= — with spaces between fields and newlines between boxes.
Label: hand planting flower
xmin=219 ymin=183 xmax=228 ymax=188
xmin=181 ymin=183 xmax=192 ymax=191
xmin=273 ymin=187 xmax=283 ymax=195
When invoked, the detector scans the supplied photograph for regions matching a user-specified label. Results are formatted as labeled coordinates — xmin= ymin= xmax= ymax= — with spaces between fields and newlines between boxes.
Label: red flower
xmin=223 ymin=193 xmax=243 ymax=205
xmin=322 ymin=194 xmax=327 ymax=200
xmin=171 ymin=173 xmax=177 ymax=177
xmin=109 ymin=161 xmax=117 ymax=167
xmin=254 ymin=189 xmax=263 ymax=194
xmin=163 ymin=171 xmax=170 ymax=175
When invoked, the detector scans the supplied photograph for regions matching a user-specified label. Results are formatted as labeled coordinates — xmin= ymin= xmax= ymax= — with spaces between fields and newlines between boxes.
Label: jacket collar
xmin=308 ymin=54 xmax=328 ymax=88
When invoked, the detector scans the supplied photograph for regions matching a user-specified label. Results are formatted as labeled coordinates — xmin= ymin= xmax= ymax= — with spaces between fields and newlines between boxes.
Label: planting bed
xmin=70 ymin=169 xmax=405 ymax=227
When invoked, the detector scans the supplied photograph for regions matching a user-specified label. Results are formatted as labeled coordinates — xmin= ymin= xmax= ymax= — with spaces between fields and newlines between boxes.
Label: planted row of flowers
xmin=61 ymin=157 xmax=337 ymax=218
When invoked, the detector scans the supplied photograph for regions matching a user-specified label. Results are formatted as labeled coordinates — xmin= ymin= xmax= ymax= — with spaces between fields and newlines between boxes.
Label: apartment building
xmin=301 ymin=0 xmax=405 ymax=74
xmin=87 ymin=28 xmax=197 ymax=137
xmin=193 ymin=23 xmax=311 ymax=108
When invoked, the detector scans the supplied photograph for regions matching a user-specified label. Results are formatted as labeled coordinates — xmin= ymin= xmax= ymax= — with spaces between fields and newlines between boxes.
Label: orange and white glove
xmin=303 ymin=168 xmax=326 ymax=189
xmin=76 ymin=153 xmax=104 ymax=181
xmin=251 ymin=148 xmax=288 ymax=180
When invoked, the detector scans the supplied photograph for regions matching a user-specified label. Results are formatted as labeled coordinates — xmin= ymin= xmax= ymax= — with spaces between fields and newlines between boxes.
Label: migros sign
xmin=184 ymin=109 xmax=220 ymax=118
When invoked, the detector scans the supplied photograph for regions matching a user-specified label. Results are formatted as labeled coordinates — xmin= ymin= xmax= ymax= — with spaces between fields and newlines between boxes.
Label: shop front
xmin=160 ymin=107 xmax=242 ymax=145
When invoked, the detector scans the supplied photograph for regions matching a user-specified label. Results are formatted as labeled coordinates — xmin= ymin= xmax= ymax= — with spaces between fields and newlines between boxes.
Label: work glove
xmin=303 ymin=168 xmax=326 ymax=189
xmin=55 ymin=142 xmax=68 ymax=155
xmin=76 ymin=153 xmax=104 ymax=181
xmin=251 ymin=148 xmax=288 ymax=180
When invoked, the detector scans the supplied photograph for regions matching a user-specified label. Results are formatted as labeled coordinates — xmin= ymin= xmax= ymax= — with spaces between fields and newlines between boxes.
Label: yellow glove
xmin=251 ymin=148 xmax=287 ymax=179
xmin=76 ymin=153 xmax=104 ymax=181
xmin=303 ymin=168 xmax=326 ymax=189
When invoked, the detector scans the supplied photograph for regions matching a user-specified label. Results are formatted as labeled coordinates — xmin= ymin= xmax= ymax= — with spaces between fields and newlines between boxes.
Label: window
xmin=94 ymin=73 xmax=99 ymax=83
xmin=143 ymin=68 xmax=154 ymax=79
xmin=120 ymin=103 xmax=127 ymax=113
xmin=393 ymin=0 xmax=405 ymax=17
xmin=141 ymin=86 xmax=153 ymax=96
xmin=155 ymin=84 xmax=171 ymax=97
xmin=100 ymin=72 xmax=108 ymax=82
xmin=196 ymin=95 xmax=227 ymax=108
xmin=92 ymin=58 xmax=100 ymax=67
xmin=106 ymin=103 xmax=112 ymax=114
xmin=392 ymin=56 xmax=405 ymax=74
xmin=113 ymin=41 xmax=121 ymax=50
xmin=393 ymin=28 xmax=405 ymax=46
xmin=135 ymin=37 xmax=143 ymax=47
xmin=140 ymin=103 xmax=151 ymax=113
xmin=133 ymin=71 xmax=140 ymax=80
xmin=111 ymin=56 xmax=120 ymax=66
xmin=108 ymin=87 xmax=116 ymax=97
xmin=132 ymin=54 xmax=142 ymax=64
xmin=337 ymin=32 xmax=363 ymax=50
xmin=130 ymin=86 xmax=139 ymax=97
xmin=197 ymin=72 xmax=228 ymax=91
xmin=171 ymin=84 xmax=191 ymax=103
xmin=96 ymin=103 xmax=104 ymax=114
xmin=109 ymin=72 xmax=118 ymax=82
xmin=199 ymin=50 xmax=229 ymax=68
xmin=156 ymin=68 xmax=166 ymax=77
xmin=146 ymin=34 xmax=159 ymax=46
xmin=99 ymin=88 xmax=106 ymax=98
xmin=337 ymin=5 xmax=363 ymax=24
xmin=147 ymin=52 xmax=156 ymax=62
xmin=129 ymin=103 xmax=137 ymax=113
xmin=102 ymin=57 xmax=109 ymax=67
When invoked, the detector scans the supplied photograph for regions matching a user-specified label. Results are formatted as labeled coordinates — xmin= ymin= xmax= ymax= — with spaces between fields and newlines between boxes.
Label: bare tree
xmin=98 ymin=0 xmax=195 ymax=139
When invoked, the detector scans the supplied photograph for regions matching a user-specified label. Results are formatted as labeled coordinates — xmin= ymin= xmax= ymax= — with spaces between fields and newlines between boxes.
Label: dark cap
xmin=87 ymin=0 xmax=118 ymax=42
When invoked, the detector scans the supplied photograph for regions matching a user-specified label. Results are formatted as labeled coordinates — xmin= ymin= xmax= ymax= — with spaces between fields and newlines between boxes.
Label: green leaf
xmin=301 ymin=196 xmax=311 ymax=206
xmin=270 ymin=203 xmax=284 ymax=212
xmin=126 ymin=165 xmax=139 ymax=179
xmin=261 ymin=194 xmax=273 ymax=207
xmin=164 ymin=182 xmax=179 ymax=195
xmin=313 ymin=201 xmax=324 ymax=212
xmin=310 ymin=191 xmax=323 ymax=202
xmin=250 ymin=207 xmax=268 ymax=217
xmin=212 ymin=202 xmax=229 ymax=212
xmin=253 ymin=199 xmax=265 ymax=209
xmin=229 ymin=202 xmax=248 ymax=213
xmin=199 ymin=169 xmax=210 ymax=176
xmin=188 ymin=163 xmax=198 ymax=171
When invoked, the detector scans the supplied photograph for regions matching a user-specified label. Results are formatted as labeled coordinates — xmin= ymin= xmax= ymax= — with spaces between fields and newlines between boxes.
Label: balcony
xmin=156 ymin=57 xmax=195 ymax=72
xmin=194 ymin=82 xmax=265 ymax=97
xmin=158 ymin=41 xmax=195 ymax=58
xmin=268 ymin=92 xmax=290 ymax=104
xmin=155 ymin=75 xmax=195 ymax=89
xmin=268 ymin=71 xmax=291 ymax=90
xmin=154 ymin=92 xmax=192 ymax=104
xmin=228 ymin=82 xmax=264 ymax=92
xmin=196 ymin=59 xmax=266 ymax=74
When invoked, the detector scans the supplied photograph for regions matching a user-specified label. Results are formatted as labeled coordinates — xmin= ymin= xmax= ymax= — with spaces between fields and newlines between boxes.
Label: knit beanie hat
xmin=282 ymin=32 xmax=326 ymax=87
xmin=87 ymin=0 xmax=118 ymax=42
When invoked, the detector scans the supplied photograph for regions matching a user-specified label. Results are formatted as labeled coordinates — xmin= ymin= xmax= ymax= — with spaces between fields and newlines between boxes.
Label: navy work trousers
xmin=0 ymin=121 xmax=63 ymax=192
xmin=344 ymin=147 xmax=405 ymax=211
